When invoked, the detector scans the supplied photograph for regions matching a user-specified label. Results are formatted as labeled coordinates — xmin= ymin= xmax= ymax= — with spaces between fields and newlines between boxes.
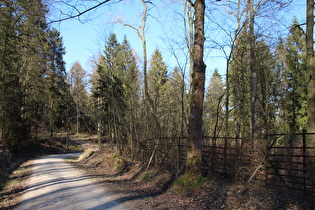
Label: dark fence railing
xmin=138 ymin=132 xmax=315 ymax=192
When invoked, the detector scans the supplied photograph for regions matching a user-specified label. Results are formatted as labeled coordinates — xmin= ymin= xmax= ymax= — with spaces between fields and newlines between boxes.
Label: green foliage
xmin=163 ymin=68 xmax=188 ymax=137
xmin=91 ymin=33 xmax=140 ymax=152
xmin=274 ymin=19 xmax=307 ymax=133
xmin=148 ymin=49 xmax=168 ymax=99
xmin=147 ymin=48 xmax=169 ymax=136
xmin=139 ymin=171 xmax=156 ymax=183
xmin=0 ymin=0 xmax=52 ymax=146
xmin=113 ymin=154 xmax=127 ymax=171
xmin=229 ymin=28 xmax=277 ymax=136
xmin=0 ymin=0 xmax=71 ymax=147
xmin=46 ymin=28 xmax=68 ymax=134
xmin=173 ymin=173 xmax=206 ymax=195
xmin=203 ymin=69 xmax=225 ymax=137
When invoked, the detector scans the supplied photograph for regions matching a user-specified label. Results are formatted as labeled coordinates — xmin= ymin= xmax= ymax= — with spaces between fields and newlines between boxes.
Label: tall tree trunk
xmin=97 ymin=92 xmax=102 ymax=148
xmin=225 ymin=62 xmax=230 ymax=137
xmin=181 ymin=76 xmax=185 ymax=137
xmin=307 ymin=0 xmax=315 ymax=148
xmin=249 ymin=0 xmax=258 ymax=137
xmin=185 ymin=0 xmax=206 ymax=181
xmin=139 ymin=0 xmax=157 ymax=140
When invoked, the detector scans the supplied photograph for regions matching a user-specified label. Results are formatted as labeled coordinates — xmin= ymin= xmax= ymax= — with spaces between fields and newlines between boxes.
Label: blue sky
xmin=49 ymin=0 xmax=173 ymax=73
xmin=48 ymin=0 xmax=306 ymax=82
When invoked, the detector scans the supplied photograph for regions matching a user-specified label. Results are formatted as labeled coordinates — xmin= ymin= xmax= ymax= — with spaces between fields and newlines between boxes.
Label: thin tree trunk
xmin=249 ymin=0 xmax=257 ymax=137
xmin=225 ymin=0 xmax=242 ymax=137
xmin=213 ymin=94 xmax=224 ymax=139
xmin=225 ymin=62 xmax=230 ymax=137
xmin=49 ymin=94 xmax=53 ymax=137
xmin=97 ymin=92 xmax=102 ymax=148
xmin=76 ymin=99 xmax=80 ymax=134
xmin=181 ymin=76 xmax=185 ymax=137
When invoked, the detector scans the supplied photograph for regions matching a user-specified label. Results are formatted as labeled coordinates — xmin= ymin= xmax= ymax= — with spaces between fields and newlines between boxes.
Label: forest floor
xmin=0 ymin=134 xmax=314 ymax=209
xmin=69 ymin=136 xmax=314 ymax=210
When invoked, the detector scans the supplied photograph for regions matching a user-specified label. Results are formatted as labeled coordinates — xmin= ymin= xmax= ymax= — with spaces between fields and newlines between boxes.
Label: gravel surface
xmin=18 ymin=153 xmax=127 ymax=210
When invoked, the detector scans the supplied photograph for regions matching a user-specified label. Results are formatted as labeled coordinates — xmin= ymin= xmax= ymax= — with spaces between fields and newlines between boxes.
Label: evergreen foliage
xmin=275 ymin=20 xmax=307 ymax=133
xmin=203 ymin=69 xmax=225 ymax=137
xmin=0 ymin=0 xmax=312 ymax=178
xmin=0 ymin=1 xmax=69 ymax=147
xmin=91 ymin=33 xmax=140 ymax=153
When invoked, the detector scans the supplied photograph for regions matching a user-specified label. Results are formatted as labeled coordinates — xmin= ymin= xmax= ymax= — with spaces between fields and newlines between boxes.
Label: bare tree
xmin=206 ymin=0 xmax=246 ymax=137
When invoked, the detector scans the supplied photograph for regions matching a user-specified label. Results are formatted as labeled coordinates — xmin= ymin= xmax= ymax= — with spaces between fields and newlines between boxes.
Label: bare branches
xmin=48 ymin=0 xmax=117 ymax=24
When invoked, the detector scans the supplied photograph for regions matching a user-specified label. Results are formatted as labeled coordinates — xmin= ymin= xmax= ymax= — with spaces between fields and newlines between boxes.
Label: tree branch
xmin=48 ymin=0 xmax=117 ymax=24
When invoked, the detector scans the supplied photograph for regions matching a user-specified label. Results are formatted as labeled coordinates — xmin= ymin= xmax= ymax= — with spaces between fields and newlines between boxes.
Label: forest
xmin=0 ymin=0 xmax=314 ymax=194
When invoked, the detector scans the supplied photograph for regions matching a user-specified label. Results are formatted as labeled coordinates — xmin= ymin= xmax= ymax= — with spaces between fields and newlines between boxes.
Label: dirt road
xmin=18 ymin=153 xmax=126 ymax=210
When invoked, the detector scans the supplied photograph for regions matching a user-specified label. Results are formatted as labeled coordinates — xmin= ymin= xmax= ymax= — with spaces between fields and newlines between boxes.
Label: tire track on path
xmin=18 ymin=153 xmax=127 ymax=210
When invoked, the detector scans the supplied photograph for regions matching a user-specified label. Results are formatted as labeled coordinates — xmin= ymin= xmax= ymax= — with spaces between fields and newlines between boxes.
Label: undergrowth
xmin=172 ymin=173 xmax=206 ymax=195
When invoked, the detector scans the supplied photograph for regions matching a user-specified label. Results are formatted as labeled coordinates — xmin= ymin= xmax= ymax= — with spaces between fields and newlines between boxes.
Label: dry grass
xmin=71 ymin=147 xmax=315 ymax=210
xmin=2 ymin=136 xmax=314 ymax=209
xmin=0 ymin=161 xmax=31 ymax=209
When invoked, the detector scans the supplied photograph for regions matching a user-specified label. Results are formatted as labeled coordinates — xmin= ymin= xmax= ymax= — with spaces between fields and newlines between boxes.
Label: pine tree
xmin=95 ymin=33 xmax=127 ymax=151
xmin=148 ymin=49 xmax=168 ymax=137
xmin=46 ymin=28 xmax=68 ymax=136
xmin=203 ymin=69 xmax=225 ymax=137
xmin=163 ymin=68 xmax=188 ymax=137
xmin=0 ymin=0 xmax=49 ymax=145
xmin=230 ymin=28 xmax=279 ymax=137
xmin=275 ymin=20 xmax=307 ymax=133
xmin=119 ymin=36 xmax=140 ymax=156
xmin=229 ymin=29 xmax=251 ymax=137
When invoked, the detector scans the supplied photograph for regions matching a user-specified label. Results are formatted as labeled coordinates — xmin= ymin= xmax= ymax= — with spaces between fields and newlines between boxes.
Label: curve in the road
xmin=18 ymin=153 xmax=126 ymax=210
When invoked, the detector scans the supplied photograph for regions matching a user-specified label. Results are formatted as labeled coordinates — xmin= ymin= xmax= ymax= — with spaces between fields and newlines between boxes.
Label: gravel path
xmin=18 ymin=153 xmax=127 ymax=210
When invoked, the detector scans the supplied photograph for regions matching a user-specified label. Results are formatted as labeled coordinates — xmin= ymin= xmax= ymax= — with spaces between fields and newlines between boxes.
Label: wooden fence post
xmin=224 ymin=137 xmax=227 ymax=172
xmin=178 ymin=137 xmax=181 ymax=171
xmin=212 ymin=137 xmax=216 ymax=174
xmin=303 ymin=129 xmax=307 ymax=191
xmin=234 ymin=134 xmax=241 ymax=177
xmin=265 ymin=135 xmax=269 ymax=186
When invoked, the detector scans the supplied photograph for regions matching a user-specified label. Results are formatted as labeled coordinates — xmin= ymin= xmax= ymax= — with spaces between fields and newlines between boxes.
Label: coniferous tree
xmin=46 ymin=28 xmax=68 ymax=136
xmin=0 ymin=0 xmax=49 ymax=145
xmin=229 ymin=24 xmax=278 ymax=137
xmin=119 ymin=37 xmax=141 ymax=156
xmin=203 ymin=69 xmax=225 ymax=137
xmin=94 ymin=33 xmax=127 ymax=151
xmin=148 ymin=49 xmax=168 ymax=137
xmin=229 ymin=29 xmax=251 ymax=138
xmin=163 ymin=68 xmax=188 ymax=137
xmin=275 ymin=20 xmax=307 ymax=133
